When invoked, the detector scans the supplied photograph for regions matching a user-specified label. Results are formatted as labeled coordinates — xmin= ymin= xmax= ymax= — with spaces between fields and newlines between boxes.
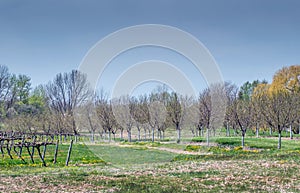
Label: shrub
xmin=185 ymin=145 xmax=201 ymax=152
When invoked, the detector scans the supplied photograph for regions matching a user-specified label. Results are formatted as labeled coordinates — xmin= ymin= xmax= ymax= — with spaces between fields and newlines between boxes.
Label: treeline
xmin=0 ymin=64 xmax=299 ymax=149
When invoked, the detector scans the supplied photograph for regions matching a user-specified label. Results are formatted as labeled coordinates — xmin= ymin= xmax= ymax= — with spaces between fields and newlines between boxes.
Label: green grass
xmin=2 ymin=137 xmax=300 ymax=192
xmin=192 ymin=135 xmax=300 ymax=150
xmin=0 ymin=143 xmax=105 ymax=170
xmin=216 ymin=136 xmax=300 ymax=150
xmin=87 ymin=145 xmax=175 ymax=166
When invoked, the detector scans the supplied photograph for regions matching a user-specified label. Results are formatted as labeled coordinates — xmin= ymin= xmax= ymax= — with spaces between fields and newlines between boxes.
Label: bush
xmin=191 ymin=137 xmax=205 ymax=143
xmin=234 ymin=146 xmax=243 ymax=151
xmin=185 ymin=145 xmax=201 ymax=152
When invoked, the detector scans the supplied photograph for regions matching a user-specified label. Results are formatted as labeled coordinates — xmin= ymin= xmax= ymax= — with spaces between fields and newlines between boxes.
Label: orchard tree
xmin=270 ymin=65 xmax=300 ymax=93
xmin=183 ymin=99 xmax=200 ymax=137
xmin=258 ymin=91 xmax=293 ymax=149
xmin=131 ymin=95 xmax=149 ymax=141
xmin=148 ymin=100 xmax=167 ymax=142
xmin=232 ymin=98 xmax=253 ymax=147
xmin=198 ymin=83 xmax=227 ymax=145
xmin=272 ymin=65 xmax=300 ymax=137
xmin=95 ymin=91 xmax=116 ymax=142
xmin=209 ymin=83 xmax=227 ymax=135
xmin=112 ymin=96 xmax=135 ymax=142
xmin=167 ymin=92 xmax=184 ymax=143
xmin=149 ymin=88 xmax=171 ymax=140
xmin=223 ymin=82 xmax=238 ymax=136
xmin=76 ymin=100 xmax=99 ymax=142
xmin=257 ymin=65 xmax=300 ymax=148
xmin=45 ymin=70 xmax=92 ymax=135
xmin=0 ymin=65 xmax=10 ymax=119
xmin=198 ymin=88 xmax=211 ymax=141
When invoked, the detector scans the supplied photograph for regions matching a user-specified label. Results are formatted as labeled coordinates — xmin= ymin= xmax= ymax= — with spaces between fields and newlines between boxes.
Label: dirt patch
xmin=148 ymin=146 xmax=211 ymax=155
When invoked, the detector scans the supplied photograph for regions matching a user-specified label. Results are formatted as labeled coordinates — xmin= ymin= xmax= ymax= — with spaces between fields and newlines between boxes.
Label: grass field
xmin=1 ymin=135 xmax=300 ymax=192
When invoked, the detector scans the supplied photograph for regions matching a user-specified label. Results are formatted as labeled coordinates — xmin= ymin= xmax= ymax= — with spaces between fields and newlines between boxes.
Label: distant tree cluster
xmin=0 ymin=64 xmax=299 ymax=149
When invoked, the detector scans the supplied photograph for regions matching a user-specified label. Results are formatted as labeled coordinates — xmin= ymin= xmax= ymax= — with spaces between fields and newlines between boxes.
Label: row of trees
xmin=229 ymin=65 xmax=300 ymax=148
xmin=0 ymin=64 xmax=299 ymax=149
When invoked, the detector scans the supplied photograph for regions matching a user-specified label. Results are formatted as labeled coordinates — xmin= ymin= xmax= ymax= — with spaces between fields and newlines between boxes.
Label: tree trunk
xmin=233 ymin=126 xmax=237 ymax=136
xmin=241 ymin=133 xmax=245 ymax=148
xmin=0 ymin=140 xmax=4 ymax=158
xmin=256 ymin=123 xmax=259 ymax=138
xmin=152 ymin=127 xmax=155 ymax=142
xmin=278 ymin=131 xmax=282 ymax=149
xmin=177 ymin=125 xmax=181 ymax=144
xmin=120 ymin=129 xmax=123 ymax=140
xmin=99 ymin=131 xmax=103 ymax=140
xmin=269 ymin=127 xmax=272 ymax=136
xmin=138 ymin=129 xmax=141 ymax=141
xmin=206 ymin=128 xmax=210 ymax=146
xmin=157 ymin=129 xmax=160 ymax=140
xmin=144 ymin=129 xmax=147 ymax=140
xmin=127 ymin=129 xmax=131 ymax=142
xmin=108 ymin=130 xmax=111 ymax=142
xmin=91 ymin=130 xmax=95 ymax=143
xmin=226 ymin=122 xmax=230 ymax=137
xmin=290 ymin=125 xmax=293 ymax=139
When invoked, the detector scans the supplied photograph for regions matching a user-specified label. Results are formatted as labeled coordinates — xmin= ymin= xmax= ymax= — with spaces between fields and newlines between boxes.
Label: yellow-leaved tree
xmin=253 ymin=65 xmax=300 ymax=149
xmin=270 ymin=65 xmax=300 ymax=93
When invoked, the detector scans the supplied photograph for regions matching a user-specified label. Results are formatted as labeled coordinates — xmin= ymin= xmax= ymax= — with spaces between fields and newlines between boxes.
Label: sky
xmin=0 ymin=0 xmax=300 ymax=96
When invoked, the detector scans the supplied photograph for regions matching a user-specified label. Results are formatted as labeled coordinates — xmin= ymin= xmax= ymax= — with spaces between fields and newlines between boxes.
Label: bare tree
xmin=0 ymin=65 xmax=10 ymax=114
xmin=0 ymin=65 xmax=10 ymax=131
xmin=148 ymin=100 xmax=167 ymax=142
xmin=198 ymin=83 xmax=227 ymax=145
xmin=254 ymin=88 xmax=294 ymax=149
xmin=223 ymin=82 xmax=239 ymax=137
xmin=209 ymin=83 xmax=227 ymax=136
xmin=45 ymin=70 xmax=92 ymax=135
xmin=232 ymin=98 xmax=253 ymax=147
xmin=131 ymin=95 xmax=149 ymax=141
xmin=75 ymin=99 xmax=99 ymax=142
xmin=95 ymin=91 xmax=116 ymax=142
xmin=112 ymin=96 xmax=135 ymax=142
xmin=182 ymin=99 xmax=199 ymax=137
xmin=167 ymin=92 xmax=192 ymax=143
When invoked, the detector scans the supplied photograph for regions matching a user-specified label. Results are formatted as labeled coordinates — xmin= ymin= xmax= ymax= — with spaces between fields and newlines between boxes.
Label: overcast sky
xmin=0 ymin=0 xmax=299 ymax=95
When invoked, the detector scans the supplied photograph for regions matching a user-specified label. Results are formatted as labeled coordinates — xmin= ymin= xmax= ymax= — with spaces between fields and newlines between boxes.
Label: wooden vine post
xmin=0 ymin=132 xmax=76 ymax=167
xmin=65 ymin=139 xmax=73 ymax=166
xmin=53 ymin=140 xmax=59 ymax=164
